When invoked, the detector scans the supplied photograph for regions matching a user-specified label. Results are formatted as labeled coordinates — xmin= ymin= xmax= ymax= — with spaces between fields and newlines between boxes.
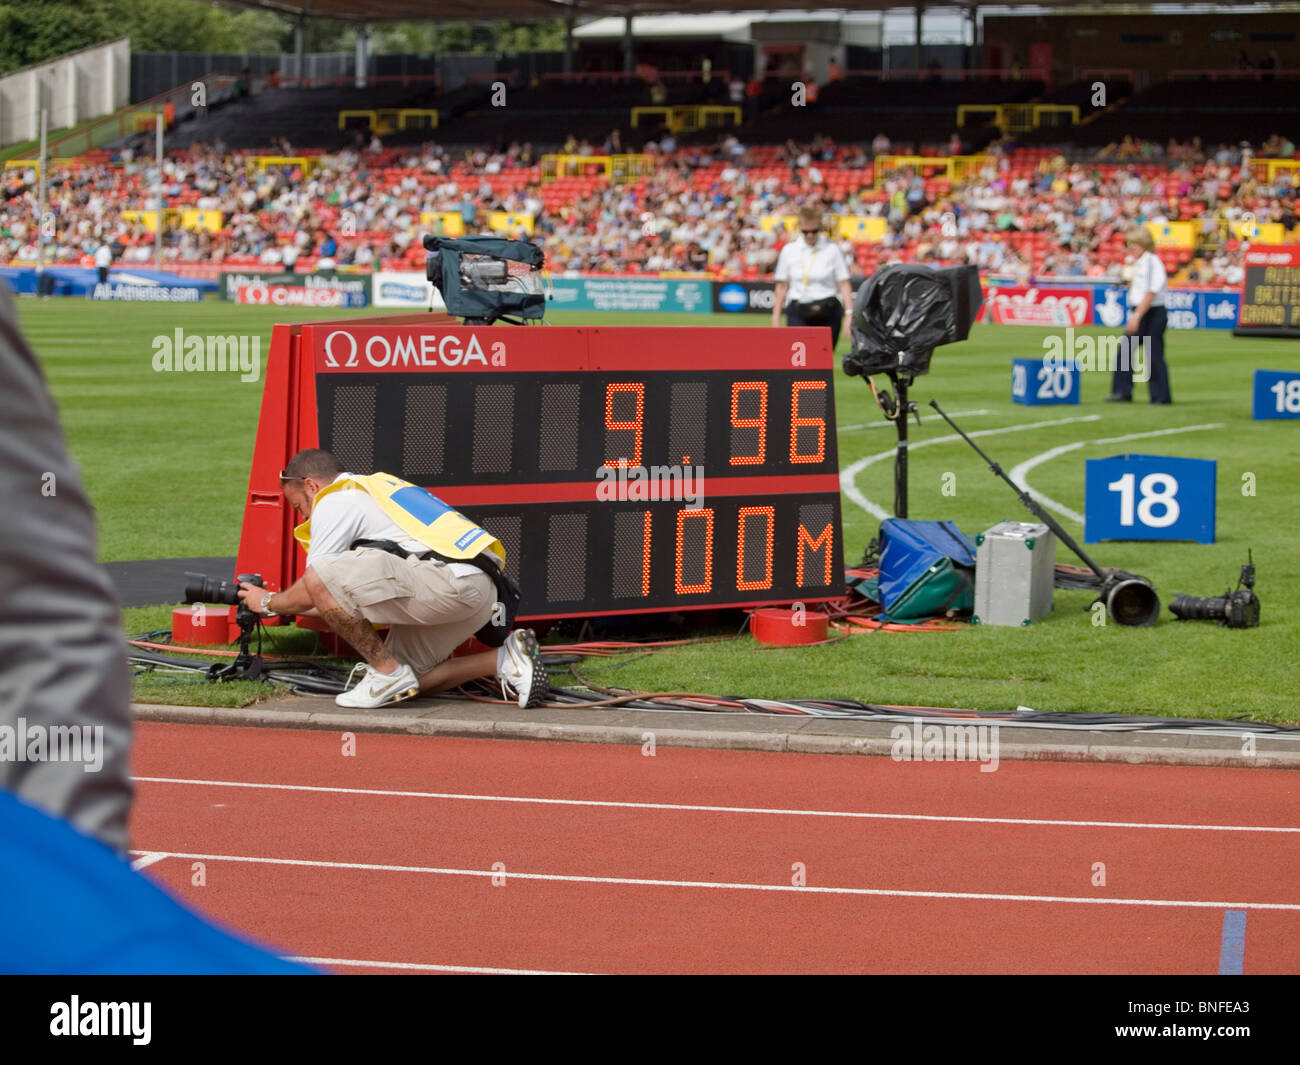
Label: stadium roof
xmin=233 ymin=1 xmax=1275 ymax=24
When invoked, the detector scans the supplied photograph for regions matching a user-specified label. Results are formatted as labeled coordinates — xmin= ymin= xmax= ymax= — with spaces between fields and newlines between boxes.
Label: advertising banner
xmin=981 ymin=283 xmax=1239 ymax=330
xmin=1144 ymin=221 xmax=1195 ymax=248
xmin=90 ymin=282 xmax=204 ymax=302
xmin=1160 ymin=288 xmax=1200 ymax=330
xmin=419 ymin=212 xmax=465 ymax=236
xmin=836 ymin=216 xmax=888 ymax=243
xmin=1235 ymin=245 xmax=1300 ymax=337
xmin=372 ymin=270 xmax=444 ymax=310
xmin=235 ymin=282 xmax=367 ymax=308
xmin=180 ymin=209 xmax=223 ymax=233
xmin=712 ymin=279 xmax=778 ymax=315
xmin=220 ymin=270 xmax=370 ymax=305
xmin=81 ymin=267 xmax=216 ymax=301
xmin=1092 ymin=285 xmax=1239 ymax=330
xmin=487 ymin=211 xmax=535 ymax=236
xmin=1199 ymin=290 xmax=1240 ymax=330
xmin=981 ymin=286 xmax=1093 ymax=326
xmin=546 ymin=277 xmax=711 ymax=313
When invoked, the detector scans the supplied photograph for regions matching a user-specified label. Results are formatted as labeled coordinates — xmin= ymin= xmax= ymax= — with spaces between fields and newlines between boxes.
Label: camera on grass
xmin=1169 ymin=555 xmax=1260 ymax=629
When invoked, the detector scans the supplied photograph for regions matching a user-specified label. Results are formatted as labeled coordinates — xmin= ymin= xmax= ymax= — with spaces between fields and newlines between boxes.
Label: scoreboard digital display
xmin=236 ymin=319 xmax=844 ymax=622
xmin=1235 ymin=245 xmax=1300 ymax=338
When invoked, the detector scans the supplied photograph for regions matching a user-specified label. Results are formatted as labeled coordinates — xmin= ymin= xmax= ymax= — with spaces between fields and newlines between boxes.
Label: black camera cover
xmin=423 ymin=234 xmax=544 ymax=321
xmin=844 ymin=264 xmax=983 ymax=378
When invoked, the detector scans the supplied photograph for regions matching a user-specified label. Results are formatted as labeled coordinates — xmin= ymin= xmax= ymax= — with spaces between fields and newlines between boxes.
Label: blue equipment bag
xmin=877 ymin=519 xmax=978 ymax=621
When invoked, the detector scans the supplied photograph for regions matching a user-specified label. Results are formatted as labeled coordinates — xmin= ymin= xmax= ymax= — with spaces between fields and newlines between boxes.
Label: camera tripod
xmin=205 ymin=602 xmax=265 ymax=682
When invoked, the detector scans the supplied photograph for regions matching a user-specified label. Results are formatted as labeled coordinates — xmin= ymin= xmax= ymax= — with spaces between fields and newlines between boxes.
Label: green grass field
xmin=17 ymin=297 xmax=1300 ymax=721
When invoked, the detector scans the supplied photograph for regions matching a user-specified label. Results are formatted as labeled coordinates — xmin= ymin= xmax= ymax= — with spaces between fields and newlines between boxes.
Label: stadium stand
xmin=1060 ymin=77 xmax=1300 ymax=149
xmin=162 ymin=83 xmax=464 ymax=152
xmin=2 ymin=57 xmax=1294 ymax=287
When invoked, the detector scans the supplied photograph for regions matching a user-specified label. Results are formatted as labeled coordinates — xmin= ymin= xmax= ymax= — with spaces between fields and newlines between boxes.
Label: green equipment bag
xmin=877 ymin=519 xmax=977 ymax=622
xmin=885 ymin=556 xmax=974 ymax=620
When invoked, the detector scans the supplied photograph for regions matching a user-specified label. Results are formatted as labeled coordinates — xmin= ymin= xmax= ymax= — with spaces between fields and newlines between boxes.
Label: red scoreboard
xmin=235 ymin=315 xmax=844 ymax=622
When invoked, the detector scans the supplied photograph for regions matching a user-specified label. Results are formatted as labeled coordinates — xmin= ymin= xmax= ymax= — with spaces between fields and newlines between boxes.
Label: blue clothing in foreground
xmin=0 ymin=790 xmax=315 ymax=975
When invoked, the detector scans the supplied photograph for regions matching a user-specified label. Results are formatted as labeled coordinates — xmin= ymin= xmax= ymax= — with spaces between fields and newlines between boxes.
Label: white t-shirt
xmin=1129 ymin=251 xmax=1167 ymax=308
xmin=94 ymin=245 xmax=112 ymax=268
xmin=306 ymin=475 xmax=480 ymax=578
xmin=773 ymin=236 xmax=849 ymax=303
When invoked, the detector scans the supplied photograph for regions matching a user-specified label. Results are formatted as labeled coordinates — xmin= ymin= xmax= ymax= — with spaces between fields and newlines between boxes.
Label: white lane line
xmin=130 ymin=852 xmax=169 ymax=871
xmin=840 ymin=414 xmax=1102 ymax=520
xmin=291 ymin=956 xmax=588 ymax=975
xmin=1007 ymin=423 xmax=1226 ymax=525
xmin=126 ymin=850 xmax=1300 ymax=911
xmin=131 ymin=777 xmax=1300 ymax=834
xmin=840 ymin=409 xmax=993 ymax=432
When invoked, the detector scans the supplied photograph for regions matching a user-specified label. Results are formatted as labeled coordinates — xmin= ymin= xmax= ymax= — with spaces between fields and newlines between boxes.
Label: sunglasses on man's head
xmin=278 ymin=471 xmax=306 ymax=484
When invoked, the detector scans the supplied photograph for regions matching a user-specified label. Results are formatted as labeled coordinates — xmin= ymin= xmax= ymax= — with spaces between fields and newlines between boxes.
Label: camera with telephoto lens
xmin=180 ymin=573 xmax=267 ymax=679
xmin=184 ymin=572 xmax=262 ymax=605
xmin=1169 ymin=555 xmax=1260 ymax=628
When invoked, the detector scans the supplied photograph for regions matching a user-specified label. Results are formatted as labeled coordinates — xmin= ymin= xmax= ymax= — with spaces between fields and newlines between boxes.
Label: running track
xmin=129 ymin=722 xmax=1300 ymax=974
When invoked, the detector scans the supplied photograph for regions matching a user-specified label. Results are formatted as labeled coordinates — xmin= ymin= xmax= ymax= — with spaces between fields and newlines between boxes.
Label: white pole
xmin=155 ymin=111 xmax=163 ymax=270
xmin=36 ymin=108 xmax=46 ymax=273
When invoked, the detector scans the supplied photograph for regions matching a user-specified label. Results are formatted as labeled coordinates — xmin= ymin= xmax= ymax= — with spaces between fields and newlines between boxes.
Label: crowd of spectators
xmin=1 ymin=128 xmax=1294 ymax=287
xmin=1097 ymin=133 xmax=1296 ymax=164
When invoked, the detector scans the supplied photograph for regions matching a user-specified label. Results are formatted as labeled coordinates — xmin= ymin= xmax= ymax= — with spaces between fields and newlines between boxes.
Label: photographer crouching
xmin=235 ymin=448 xmax=546 ymax=710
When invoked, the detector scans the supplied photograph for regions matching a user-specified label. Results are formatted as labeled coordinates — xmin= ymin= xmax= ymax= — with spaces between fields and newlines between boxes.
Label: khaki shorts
xmin=309 ymin=548 xmax=496 ymax=676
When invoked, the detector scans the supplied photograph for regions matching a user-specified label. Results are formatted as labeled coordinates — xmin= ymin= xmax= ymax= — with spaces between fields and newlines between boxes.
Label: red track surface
xmin=129 ymin=721 xmax=1300 ymax=974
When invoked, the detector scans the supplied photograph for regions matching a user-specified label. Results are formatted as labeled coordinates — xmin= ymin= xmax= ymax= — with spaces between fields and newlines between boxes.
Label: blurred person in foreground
xmin=771 ymin=205 xmax=853 ymax=347
xmin=0 ymin=282 xmax=132 ymax=854
xmin=0 ymin=279 xmax=309 ymax=973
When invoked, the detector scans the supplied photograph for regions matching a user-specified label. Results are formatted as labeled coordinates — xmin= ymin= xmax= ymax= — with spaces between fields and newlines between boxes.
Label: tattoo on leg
xmin=305 ymin=565 xmax=400 ymax=672
xmin=320 ymin=605 xmax=388 ymax=663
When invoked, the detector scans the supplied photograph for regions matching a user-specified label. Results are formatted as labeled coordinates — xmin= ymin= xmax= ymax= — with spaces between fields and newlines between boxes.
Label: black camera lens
xmin=1170 ymin=591 xmax=1260 ymax=628
xmin=1170 ymin=593 xmax=1224 ymax=622
xmin=183 ymin=572 xmax=261 ymax=605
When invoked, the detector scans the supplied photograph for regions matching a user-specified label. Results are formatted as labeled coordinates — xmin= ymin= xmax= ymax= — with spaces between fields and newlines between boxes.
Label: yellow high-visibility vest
xmin=294 ymin=472 xmax=504 ymax=565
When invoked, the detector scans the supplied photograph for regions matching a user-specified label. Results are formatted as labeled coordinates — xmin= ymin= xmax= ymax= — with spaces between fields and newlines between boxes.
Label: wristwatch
xmin=259 ymin=592 xmax=278 ymax=617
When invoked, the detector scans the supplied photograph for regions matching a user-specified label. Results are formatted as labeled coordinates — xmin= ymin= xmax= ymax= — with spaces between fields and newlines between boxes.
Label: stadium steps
xmin=432 ymin=80 xmax=726 ymax=149
xmin=1018 ymin=79 xmax=1300 ymax=148
xmin=161 ymin=85 xmax=447 ymax=151
xmin=695 ymin=78 xmax=1044 ymax=152
xmin=718 ymin=106 xmax=999 ymax=153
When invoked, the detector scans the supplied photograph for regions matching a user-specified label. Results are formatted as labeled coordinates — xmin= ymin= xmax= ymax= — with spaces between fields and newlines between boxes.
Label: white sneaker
xmin=497 ymin=629 xmax=548 ymax=708
xmin=335 ymin=662 xmax=419 ymax=709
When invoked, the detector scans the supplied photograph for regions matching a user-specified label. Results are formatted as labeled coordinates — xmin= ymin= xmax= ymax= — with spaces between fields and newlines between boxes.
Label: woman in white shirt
xmin=770 ymin=205 xmax=853 ymax=347
xmin=1109 ymin=226 xmax=1172 ymax=404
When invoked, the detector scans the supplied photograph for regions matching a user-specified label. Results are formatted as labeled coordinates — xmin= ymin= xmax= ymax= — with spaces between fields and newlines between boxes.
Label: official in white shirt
xmin=771 ymin=205 xmax=854 ymax=347
xmin=94 ymin=242 xmax=113 ymax=285
xmin=1109 ymin=226 xmax=1172 ymax=404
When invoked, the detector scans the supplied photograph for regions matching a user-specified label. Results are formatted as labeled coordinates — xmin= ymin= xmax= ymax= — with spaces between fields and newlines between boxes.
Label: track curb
xmin=131 ymin=703 xmax=1300 ymax=770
